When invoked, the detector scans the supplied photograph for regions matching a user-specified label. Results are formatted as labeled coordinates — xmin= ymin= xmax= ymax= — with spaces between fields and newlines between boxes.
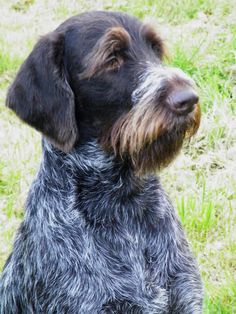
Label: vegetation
xmin=0 ymin=0 xmax=235 ymax=312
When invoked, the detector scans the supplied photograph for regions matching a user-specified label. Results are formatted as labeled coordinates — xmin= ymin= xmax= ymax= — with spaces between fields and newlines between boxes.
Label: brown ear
xmin=6 ymin=32 xmax=78 ymax=152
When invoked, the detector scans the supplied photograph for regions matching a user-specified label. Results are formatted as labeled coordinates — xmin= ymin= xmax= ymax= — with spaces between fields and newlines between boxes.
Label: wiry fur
xmin=0 ymin=10 xmax=203 ymax=314
xmin=103 ymin=66 xmax=201 ymax=173
xmin=81 ymin=27 xmax=131 ymax=79
xmin=0 ymin=141 xmax=202 ymax=313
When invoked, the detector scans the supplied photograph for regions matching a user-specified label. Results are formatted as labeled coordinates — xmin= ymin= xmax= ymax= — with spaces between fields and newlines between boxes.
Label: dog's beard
xmin=102 ymin=99 xmax=201 ymax=174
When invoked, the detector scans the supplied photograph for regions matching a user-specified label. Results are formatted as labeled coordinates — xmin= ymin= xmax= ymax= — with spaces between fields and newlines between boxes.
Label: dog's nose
xmin=168 ymin=88 xmax=199 ymax=115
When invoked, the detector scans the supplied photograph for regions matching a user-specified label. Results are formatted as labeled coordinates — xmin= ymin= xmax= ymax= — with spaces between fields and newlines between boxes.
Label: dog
xmin=0 ymin=11 xmax=203 ymax=313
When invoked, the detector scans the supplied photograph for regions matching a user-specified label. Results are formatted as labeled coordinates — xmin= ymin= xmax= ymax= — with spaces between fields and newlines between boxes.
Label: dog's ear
xmin=6 ymin=32 xmax=78 ymax=152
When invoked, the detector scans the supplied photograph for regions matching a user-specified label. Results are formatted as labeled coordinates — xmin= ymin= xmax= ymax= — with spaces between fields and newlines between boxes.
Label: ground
xmin=0 ymin=0 xmax=235 ymax=313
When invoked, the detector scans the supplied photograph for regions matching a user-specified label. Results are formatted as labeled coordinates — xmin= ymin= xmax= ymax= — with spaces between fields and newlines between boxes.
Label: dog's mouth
xmin=184 ymin=103 xmax=201 ymax=137
xmin=102 ymin=101 xmax=201 ymax=174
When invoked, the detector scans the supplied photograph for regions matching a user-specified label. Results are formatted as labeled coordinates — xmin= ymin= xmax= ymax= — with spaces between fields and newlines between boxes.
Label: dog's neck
xmin=42 ymin=138 xmax=121 ymax=175
xmin=41 ymin=138 xmax=151 ymax=193
xmin=37 ymin=139 xmax=163 ymax=226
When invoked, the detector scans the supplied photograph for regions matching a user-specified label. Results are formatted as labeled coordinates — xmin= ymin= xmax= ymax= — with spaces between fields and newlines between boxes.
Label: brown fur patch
xmin=102 ymin=101 xmax=201 ymax=174
xmin=109 ymin=105 xmax=167 ymax=157
xmin=141 ymin=24 xmax=168 ymax=60
xmin=185 ymin=103 xmax=201 ymax=138
xmin=80 ymin=27 xmax=131 ymax=79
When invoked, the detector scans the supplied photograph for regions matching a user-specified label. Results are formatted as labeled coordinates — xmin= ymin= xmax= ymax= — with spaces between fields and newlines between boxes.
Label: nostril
xmin=169 ymin=89 xmax=199 ymax=115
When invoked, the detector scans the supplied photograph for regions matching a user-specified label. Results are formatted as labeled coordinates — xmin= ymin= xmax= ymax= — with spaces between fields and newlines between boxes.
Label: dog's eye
xmin=151 ymin=43 xmax=162 ymax=57
xmin=106 ymin=52 xmax=123 ymax=70
xmin=109 ymin=57 xmax=121 ymax=69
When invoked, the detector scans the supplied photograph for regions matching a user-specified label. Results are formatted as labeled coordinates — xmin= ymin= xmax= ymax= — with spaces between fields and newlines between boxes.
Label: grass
xmin=0 ymin=0 xmax=235 ymax=312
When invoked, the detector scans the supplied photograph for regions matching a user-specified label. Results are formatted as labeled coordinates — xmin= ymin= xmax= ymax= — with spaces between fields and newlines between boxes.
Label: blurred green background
xmin=0 ymin=0 xmax=236 ymax=313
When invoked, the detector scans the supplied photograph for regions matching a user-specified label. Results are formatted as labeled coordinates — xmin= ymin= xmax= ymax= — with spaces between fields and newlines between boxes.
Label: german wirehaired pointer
xmin=0 ymin=11 xmax=203 ymax=313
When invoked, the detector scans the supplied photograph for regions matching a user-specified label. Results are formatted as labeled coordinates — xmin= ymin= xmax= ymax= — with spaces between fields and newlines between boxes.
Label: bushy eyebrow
xmin=80 ymin=27 xmax=131 ymax=79
xmin=141 ymin=24 xmax=167 ymax=59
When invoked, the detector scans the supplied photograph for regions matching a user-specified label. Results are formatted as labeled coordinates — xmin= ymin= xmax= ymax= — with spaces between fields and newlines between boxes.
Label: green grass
xmin=0 ymin=0 xmax=236 ymax=312
xmin=11 ymin=0 xmax=35 ymax=12
xmin=104 ymin=0 xmax=224 ymax=23
xmin=0 ymin=41 xmax=22 ymax=79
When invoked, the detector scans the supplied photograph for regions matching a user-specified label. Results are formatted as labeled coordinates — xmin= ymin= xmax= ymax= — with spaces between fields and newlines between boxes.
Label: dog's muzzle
xmin=102 ymin=64 xmax=200 ymax=173
xmin=132 ymin=65 xmax=199 ymax=116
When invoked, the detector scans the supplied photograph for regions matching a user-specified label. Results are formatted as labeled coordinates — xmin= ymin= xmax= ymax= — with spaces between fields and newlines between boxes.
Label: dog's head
xmin=6 ymin=11 xmax=200 ymax=173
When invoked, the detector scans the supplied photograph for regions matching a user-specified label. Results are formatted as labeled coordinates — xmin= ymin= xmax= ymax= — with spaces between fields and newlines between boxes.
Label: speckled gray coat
xmin=0 ymin=141 xmax=202 ymax=313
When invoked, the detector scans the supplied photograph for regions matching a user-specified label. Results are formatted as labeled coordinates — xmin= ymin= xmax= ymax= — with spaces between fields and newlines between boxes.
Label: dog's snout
xmin=168 ymin=88 xmax=199 ymax=115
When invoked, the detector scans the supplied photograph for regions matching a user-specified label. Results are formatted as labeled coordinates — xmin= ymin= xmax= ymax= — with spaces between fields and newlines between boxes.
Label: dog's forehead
xmin=73 ymin=11 xmax=142 ymax=34
xmin=62 ymin=11 xmax=153 ymax=53
xmin=61 ymin=11 xmax=166 ymax=70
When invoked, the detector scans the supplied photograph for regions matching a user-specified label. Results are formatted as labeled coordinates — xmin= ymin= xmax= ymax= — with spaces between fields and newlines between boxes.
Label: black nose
xmin=168 ymin=88 xmax=199 ymax=115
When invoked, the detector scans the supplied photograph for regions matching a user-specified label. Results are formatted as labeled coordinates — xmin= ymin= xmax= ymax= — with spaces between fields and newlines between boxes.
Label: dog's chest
xmin=73 ymin=164 xmax=167 ymax=290
xmin=81 ymin=227 xmax=145 ymax=299
xmin=80 ymin=219 xmax=168 ymax=311
xmin=67 ymin=152 xmax=170 ymax=309
xmin=92 ymin=225 xmax=147 ymax=283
